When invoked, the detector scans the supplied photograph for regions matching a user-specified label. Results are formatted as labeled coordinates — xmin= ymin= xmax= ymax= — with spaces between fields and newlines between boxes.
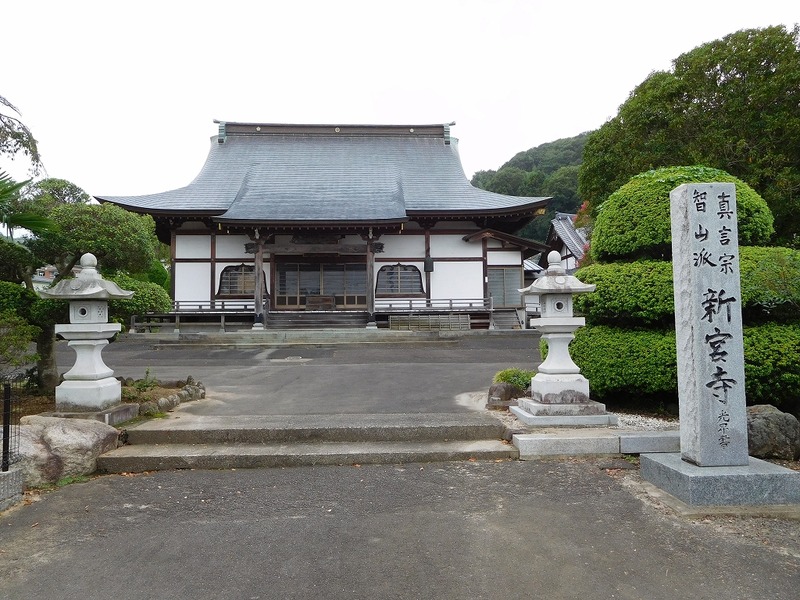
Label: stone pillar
xmin=640 ymin=183 xmax=799 ymax=506
xmin=670 ymin=182 xmax=748 ymax=467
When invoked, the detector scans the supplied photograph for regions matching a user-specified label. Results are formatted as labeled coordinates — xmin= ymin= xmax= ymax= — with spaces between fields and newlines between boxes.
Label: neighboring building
xmin=98 ymin=122 xmax=549 ymax=328
xmin=541 ymin=212 xmax=588 ymax=273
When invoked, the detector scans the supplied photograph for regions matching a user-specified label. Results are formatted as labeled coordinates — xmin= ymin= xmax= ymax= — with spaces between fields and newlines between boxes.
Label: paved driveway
xmin=56 ymin=334 xmax=541 ymax=415
xmin=2 ymin=460 xmax=798 ymax=600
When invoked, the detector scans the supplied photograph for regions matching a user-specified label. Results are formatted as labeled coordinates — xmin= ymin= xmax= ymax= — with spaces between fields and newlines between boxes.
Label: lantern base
xmin=55 ymin=377 xmax=122 ymax=412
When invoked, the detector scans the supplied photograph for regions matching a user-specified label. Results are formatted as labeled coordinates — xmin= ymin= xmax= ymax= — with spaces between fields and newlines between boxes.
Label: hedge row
xmin=590 ymin=166 xmax=774 ymax=262
xmin=569 ymin=323 xmax=800 ymax=415
xmin=573 ymin=246 xmax=800 ymax=326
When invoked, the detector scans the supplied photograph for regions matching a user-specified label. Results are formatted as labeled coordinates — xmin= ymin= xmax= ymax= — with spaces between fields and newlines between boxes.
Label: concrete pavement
xmin=1 ymin=460 xmax=798 ymax=599
xmin=59 ymin=332 xmax=541 ymax=415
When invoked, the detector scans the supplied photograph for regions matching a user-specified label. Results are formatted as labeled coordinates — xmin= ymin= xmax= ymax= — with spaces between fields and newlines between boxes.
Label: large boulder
xmin=18 ymin=416 xmax=120 ymax=487
xmin=746 ymin=405 xmax=800 ymax=461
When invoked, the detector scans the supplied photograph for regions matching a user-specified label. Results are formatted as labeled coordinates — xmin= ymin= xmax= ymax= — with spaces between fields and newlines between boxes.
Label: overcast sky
xmin=2 ymin=1 xmax=797 ymax=198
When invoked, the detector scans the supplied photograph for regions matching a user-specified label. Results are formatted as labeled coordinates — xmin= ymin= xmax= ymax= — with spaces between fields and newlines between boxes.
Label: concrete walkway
xmin=2 ymin=460 xmax=797 ymax=599
xmin=79 ymin=331 xmax=540 ymax=415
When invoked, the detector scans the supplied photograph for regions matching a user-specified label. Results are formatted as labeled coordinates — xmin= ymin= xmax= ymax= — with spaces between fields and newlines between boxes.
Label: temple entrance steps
xmin=97 ymin=413 xmax=519 ymax=473
xmin=490 ymin=309 xmax=524 ymax=330
xmin=266 ymin=311 xmax=370 ymax=329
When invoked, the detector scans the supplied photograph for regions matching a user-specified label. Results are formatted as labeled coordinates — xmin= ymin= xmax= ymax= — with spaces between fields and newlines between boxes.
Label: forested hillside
xmin=471 ymin=132 xmax=587 ymax=241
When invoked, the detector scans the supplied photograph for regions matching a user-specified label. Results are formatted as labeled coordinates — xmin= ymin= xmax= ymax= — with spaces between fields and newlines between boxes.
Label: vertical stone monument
xmin=641 ymin=183 xmax=799 ymax=505
xmin=39 ymin=253 xmax=134 ymax=415
xmin=511 ymin=251 xmax=617 ymax=426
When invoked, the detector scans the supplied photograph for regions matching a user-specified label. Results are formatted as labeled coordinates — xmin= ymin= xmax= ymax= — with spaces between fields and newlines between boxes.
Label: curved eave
xmin=212 ymin=217 xmax=409 ymax=228
xmin=407 ymin=198 xmax=550 ymax=219
xmin=95 ymin=197 xmax=225 ymax=218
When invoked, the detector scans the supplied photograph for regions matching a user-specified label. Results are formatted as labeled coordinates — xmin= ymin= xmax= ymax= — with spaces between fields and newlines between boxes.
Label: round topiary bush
xmin=570 ymin=323 xmax=800 ymax=415
xmin=591 ymin=166 xmax=774 ymax=262
xmin=574 ymin=260 xmax=675 ymax=326
xmin=574 ymin=246 xmax=800 ymax=327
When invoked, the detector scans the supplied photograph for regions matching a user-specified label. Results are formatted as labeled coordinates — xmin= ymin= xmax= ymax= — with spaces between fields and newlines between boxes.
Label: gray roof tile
xmin=98 ymin=125 xmax=548 ymax=223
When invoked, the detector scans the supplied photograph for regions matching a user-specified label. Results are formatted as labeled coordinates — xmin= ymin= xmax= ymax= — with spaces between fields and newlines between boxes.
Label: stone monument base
xmin=641 ymin=452 xmax=800 ymax=506
xmin=511 ymin=399 xmax=619 ymax=427
xmin=55 ymin=377 xmax=121 ymax=412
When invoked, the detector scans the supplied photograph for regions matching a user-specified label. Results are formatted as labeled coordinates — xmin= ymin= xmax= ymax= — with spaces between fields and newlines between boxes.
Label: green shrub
xmin=107 ymin=273 xmax=172 ymax=329
xmin=0 ymin=281 xmax=39 ymax=322
xmin=0 ymin=310 xmax=40 ymax=377
xmin=591 ymin=166 xmax=774 ymax=262
xmin=739 ymin=246 xmax=800 ymax=322
xmin=743 ymin=323 xmax=800 ymax=415
xmin=493 ymin=368 xmax=536 ymax=390
xmin=574 ymin=246 xmax=800 ymax=327
xmin=570 ymin=323 xmax=800 ymax=415
xmin=570 ymin=326 xmax=678 ymax=406
xmin=574 ymin=260 xmax=675 ymax=326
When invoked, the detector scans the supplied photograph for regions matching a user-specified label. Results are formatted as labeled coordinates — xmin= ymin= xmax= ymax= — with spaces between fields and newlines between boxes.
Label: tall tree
xmin=0 ymin=94 xmax=41 ymax=172
xmin=579 ymin=25 xmax=800 ymax=245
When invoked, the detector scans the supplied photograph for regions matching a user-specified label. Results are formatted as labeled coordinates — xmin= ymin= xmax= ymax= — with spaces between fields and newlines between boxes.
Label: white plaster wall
xmin=175 ymin=235 xmax=211 ymax=259
xmin=380 ymin=235 xmax=425 ymax=258
xmin=174 ymin=263 xmax=211 ymax=302
xmin=430 ymin=262 xmax=483 ymax=299
xmin=215 ymin=235 xmax=250 ymax=259
xmin=430 ymin=235 xmax=482 ymax=258
xmin=487 ymin=239 xmax=504 ymax=248
xmin=487 ymin=251 xmax=522 ymax=266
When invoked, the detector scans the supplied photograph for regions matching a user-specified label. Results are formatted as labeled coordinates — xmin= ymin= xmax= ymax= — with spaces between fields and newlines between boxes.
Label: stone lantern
xmin=39 ymin=253 xmax=133 ymax=413
xmin=512 ymin=251 xmax=617 ymax=426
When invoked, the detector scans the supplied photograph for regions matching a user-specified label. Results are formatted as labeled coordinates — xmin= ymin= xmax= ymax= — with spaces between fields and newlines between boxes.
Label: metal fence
xmin=1 ymin=375 xmax=24 ymax=473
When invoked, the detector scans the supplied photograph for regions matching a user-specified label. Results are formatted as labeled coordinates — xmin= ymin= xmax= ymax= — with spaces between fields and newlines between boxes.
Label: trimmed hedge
xmin=569 ymin=326 xmax=678 ymax=404
xmin=574 ymin=246 xmax=800 ymax=326
xmin=591 ymin=166 xmax=774 ymax=262
xmin=574 ymin=260 xmax=675 ymax=326
xmin=569 ymin=323 xmax=800 ymax=415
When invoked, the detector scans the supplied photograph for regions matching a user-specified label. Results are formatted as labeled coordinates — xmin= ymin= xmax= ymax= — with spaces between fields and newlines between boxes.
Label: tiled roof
xmin=550 ymin=212 xmax=588 ymax=260
xmin=97 ymin=123 xmax=549 ymax=224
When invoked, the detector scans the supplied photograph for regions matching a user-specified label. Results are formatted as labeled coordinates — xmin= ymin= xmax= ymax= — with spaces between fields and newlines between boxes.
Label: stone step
xmin=512 ymin=429 xmax=680 ymax=459
xmin=97 ymin=440 xmax=518 ymax=473
xmin=122 ymin=413 xmax=507 ymax=445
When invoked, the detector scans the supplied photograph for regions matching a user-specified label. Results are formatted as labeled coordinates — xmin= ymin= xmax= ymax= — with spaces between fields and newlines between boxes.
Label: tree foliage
xmin=20 ymin=177 xmax=91 ymax=215
xmin=0 ymin=310 xmax=39 ymax=378
xmin=578 ymin=25 xmax=800 ymax=245
xmin=107 ymin=272 xmax=172 ymax=329
xmin=0 ymin=94 xmax=41 ymax=171
xmin=472 ymin=133 xmax=588 ymax=241
xmin=25 ymin=202 xmax=158 ymax=281
xmin=590 ymin=166 xmax=773 ymax=262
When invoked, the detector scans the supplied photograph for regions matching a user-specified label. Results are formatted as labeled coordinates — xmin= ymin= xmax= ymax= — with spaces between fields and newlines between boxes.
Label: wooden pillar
xmin=252 ymin=233 xmax=265 ymax=329
xmin=366 ymin=227 xmax=375 ymax=323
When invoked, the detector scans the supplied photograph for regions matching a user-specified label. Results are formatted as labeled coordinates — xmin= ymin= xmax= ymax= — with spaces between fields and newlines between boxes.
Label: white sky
xmin=2 ymin=0 xmax=797 ymax=197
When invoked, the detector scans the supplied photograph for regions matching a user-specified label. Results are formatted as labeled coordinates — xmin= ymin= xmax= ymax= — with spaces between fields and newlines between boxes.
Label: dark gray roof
xmin=98 ymin=123 xmax=548 ymax=225
xmin=550 ymin=212 xmax=588 ymax=260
